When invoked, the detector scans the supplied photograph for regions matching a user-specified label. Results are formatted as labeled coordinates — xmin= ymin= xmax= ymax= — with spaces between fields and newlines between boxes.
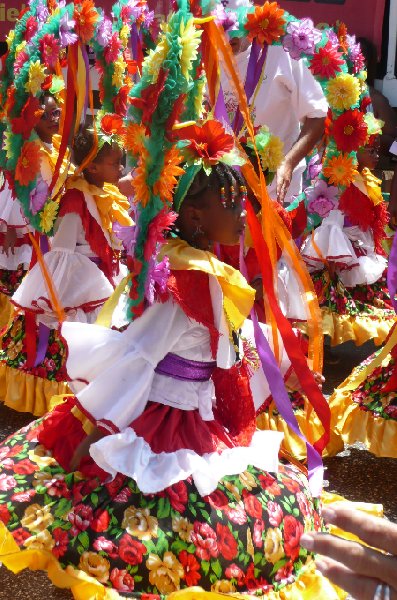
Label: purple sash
xmin=155 ymin=353 xmax=216 ymax=382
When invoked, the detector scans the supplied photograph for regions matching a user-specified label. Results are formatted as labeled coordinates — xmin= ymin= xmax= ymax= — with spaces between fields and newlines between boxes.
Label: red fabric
xmin=289 ymin=201 xmax=308 ymax=240
xmin=58 ymin=189 xmax=115 ymax=280
xmin=131 ymin=401 xmax=235 ymax=454
xmin=24 ymin=311 xmax=37 ymax=370
xmin=164 ymin=270 xmax=219 ymax=358
xmin=0 ymin=232 xmax=31 ymax=245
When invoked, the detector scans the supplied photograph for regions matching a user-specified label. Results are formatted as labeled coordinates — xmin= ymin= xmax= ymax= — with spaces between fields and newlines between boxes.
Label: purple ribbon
xmin=239 ymin=237 xmax=323 ymax=497
xmin=39 ymin=234 xmax=49 ymax=255
xmin=34 ymin=322 xmax=51 ymax=367
xmin=387 ymin=230 xmax=397 ymax=313
xmin=81 ymin=44 xmax=90 ymax=121
xmin=214 ymin=84 xmax=230 ymax=123
xmin=232 ymin=39 xmax=268 ymax=134
xmin=155 ymin=353 xmax=216 ymax=382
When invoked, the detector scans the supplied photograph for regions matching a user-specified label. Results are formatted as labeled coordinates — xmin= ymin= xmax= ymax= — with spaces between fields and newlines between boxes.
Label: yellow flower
xmin=259 ymin=134 xmax=284 ymax=172
xmin=264 ymin=527 xmax=284 ymax=564
xmin=222 ymin=480 xmax=241 ymax=502
xmin=28 ymin=444 xmax=56 ymax=468
xmin=4 ymin=131 xmax=14 ymax=161
xmin=144 ymin=38 xmax=169 ymax=81
xmin=25 ymin=61 xmax=47 ymax=96
xmin=326 ymin=73 xmax=360 ymax=111
xmin=7 ymin=339 xmax=23 ymax=360
xmin=179 ymin=18 xmax=202 ymax=81
xmin=33 ymin=471 xmax=64 ymax=489
xmin=172 ymin=516 xmax=193 ymax=542
xmin=10 ymin=318 xmax=22 ymax=337
xmin=23 ymin=530 xmax=55 ymax=552
xmin=15 ymin=41 xmax=27 ymax=56
xmin=146 ymin=552 xmax=184 ymax=594
xmin=194 ymin=78 xmax=205 ymax=120
xmin=122 ymin=507 xmax=158 ymax=540
xmin=239 ymin=470 xmax=258 ymax=491
xmin=21 ymin=504 xmax=54 ymax=533
xmin=212 ymin=580 xmax=236 ymax=593
xmin=323 ymin=153 xmax=357 ymax=187
xmin=112 ymin=55 xmax=127 ymax=88
xmin=40 ymin=200 xmax=58 ymax=233
xmin=6 ymin=30 xmax=15 ymax=46
xmin=79 ymin=552 xmax=110 ymax=584
xmin=120 ymin=24 xmax=130 ymax=48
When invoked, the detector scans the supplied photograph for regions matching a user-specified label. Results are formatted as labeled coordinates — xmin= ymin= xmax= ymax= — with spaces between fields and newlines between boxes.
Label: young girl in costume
xmin=300 ymin=116 xmax=395 ymax=348
xmin=0 ymin=131 xmax=341 ymax=600
xmin=0 ymin=126 xmax=132 ymax=416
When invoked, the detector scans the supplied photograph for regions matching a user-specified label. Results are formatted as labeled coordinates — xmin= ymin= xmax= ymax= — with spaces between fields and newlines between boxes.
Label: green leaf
xmin=54 ymin=498 xmax=72 ymax=518
xmin=91 ymin=493 xmax=99 ymax=507
xmin=199 ymin=509 xmax=210 ymax=521
xmin=190 ymin=505 xmax=197 ymax=517
xmin=171 ymin=539 xmax=188 ymax=555
xmin=289 ymin=495 xmax=296 ymax=504
xmin=201 ymin=561 xmax=210 ymax=576
xmin=292 ymin=508 xmax=300 ymax=517
xmin=155 ymin=533 xmax=169 ymax=556
xmin=157 ymin=497 xmax=171 ymax=519
xmin=78 ymin=531 xmax=90 ymax=550
xmin=254 ymin=552 xmax=263 ymax=565
xmin=211 ymin=559 xmax=222 ymax=578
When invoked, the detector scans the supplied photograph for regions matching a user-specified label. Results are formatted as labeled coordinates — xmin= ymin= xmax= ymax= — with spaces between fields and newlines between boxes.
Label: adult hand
xmin=3 ymin=227 xmax=17 ymax=257
xmin=69 ymin=427 xmax=106 ymax=471
xmin=276 ymin=159 xmax=293 ymax=205
xmin=301 ymin=506 xmax=397 ymax=600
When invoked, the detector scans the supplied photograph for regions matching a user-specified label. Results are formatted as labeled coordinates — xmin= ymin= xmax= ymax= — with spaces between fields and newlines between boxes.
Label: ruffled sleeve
xmin=12 ymin=213 xmax=113 ymax=327
xmin=0 ymin=181 xmax=27 ymax=230
xmin=62 ymin=299 xmax=192 ymax=432
xmin=301 ymin=209 xmax=358 ymax=272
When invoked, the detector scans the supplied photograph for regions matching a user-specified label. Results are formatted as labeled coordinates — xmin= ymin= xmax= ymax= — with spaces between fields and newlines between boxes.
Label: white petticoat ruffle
xmin=12 ymin=249 xmax=113 ymax=328
xmin=90 ymin=427 xmax=284 ymax=496
xmin=0 ymin=245 xmax=32 ymax=271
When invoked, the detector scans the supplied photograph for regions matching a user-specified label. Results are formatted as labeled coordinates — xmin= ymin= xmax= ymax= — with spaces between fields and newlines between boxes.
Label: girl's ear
xmin=85 ymin=161 xmax=98 ymax=175
xmin=183 ymin=205 xmax=203 ymax=226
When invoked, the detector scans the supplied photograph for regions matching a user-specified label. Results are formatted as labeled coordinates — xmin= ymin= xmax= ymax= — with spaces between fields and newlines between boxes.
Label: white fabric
xmin=277 ymin=254 xmax=308 ymax=321
xmin=220 ymin=44 xmax=328 ymax=203
xmin=301 ymin=210 xmax=358 ymax=272
xmin=339 ymin=226 xmax=387 ymax=287
xmin=12 ymin=212 xmax=113 ymax=327
xmin=90 ymin=429 xmax=283 ymax=496
xmin=0 ymin=180 xmax=32 ymax=269
xmin=63 ymin=275 xmax=284 ymax=493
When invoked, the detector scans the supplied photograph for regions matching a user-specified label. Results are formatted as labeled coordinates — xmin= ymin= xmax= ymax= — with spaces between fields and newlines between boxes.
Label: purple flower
xmin=30 ymin=178 xmax=49 ymax=215
xmin=283 ymin=18 xmax=322 ymax=60
xmin=306 ymin=153 xmax=322 ymax=180
xmin=347 ymin=34 xmax=365 ymax=73
xmin=143 ymin=10 xmax=155 ymax=28
xmin=306 ymin=179 xmax=338 ymax=218
xmin=327 ymin=29 xmax=339 ymax=49
xmin=145 ymin=255 xmax=170 ymax=305
xmin=59 ymin=12 xmax=78 ymax=48
xmin=212 ymin=5 xmax=238 ymax=33
xmin=113 ymin=222 xmax=138 ymax=257
xmin=37 ymin=0 xmax=49 ymax=23
xmin=97 ymin=16 xmax=112 ymax=47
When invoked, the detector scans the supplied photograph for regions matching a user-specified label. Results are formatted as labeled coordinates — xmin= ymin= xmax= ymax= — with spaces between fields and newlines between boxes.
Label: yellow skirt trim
xmin=0 ymin=292 xmax=14 ymax=331
xmin=0 ymin=521 xmax=345 ymax=600
xmin=296 ymin=308 xmax=396 ymax=347
xmin=0 ymin=362 xmax=70 ymax=417
xmin=329 ymin=385 xmax=397 ymax=458
xmin=256 ymin=401 xmax=344 ymax=462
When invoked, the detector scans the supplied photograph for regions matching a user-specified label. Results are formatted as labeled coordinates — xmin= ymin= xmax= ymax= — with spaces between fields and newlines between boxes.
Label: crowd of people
xmin=0 ymin=1 xmax=395 ymax=599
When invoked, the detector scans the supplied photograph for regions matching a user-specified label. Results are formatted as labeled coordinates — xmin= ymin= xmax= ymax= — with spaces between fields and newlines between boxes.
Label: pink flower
xmin=93 ymin=536 xmax=119 ymax=558
xmin=225 ymin=563 xmax=245 ymax=585
xmin=11 ymin=489 xmax=36 ymax=502
xmin=30 ymin=178 xmax=49 ymax=216
xmin=306 ymin=179 xmax=339 ymax=218
xmin=1 ymin=458 xmax=14 ymax=470
xmin=296 ymin=492 xmax=311 ymax=518
xmin=275 ymin=561 xmax=294 ymax=584
xmin=68 ymin=504 xmax=93 ymax=536
xmin=144 ymin=208 xmax=177 ymax=261
xmin=253 ymin=518 xmax=264 ymax=548
xmin=283 ymin=18 xmax=322 ymax=60
xmin=0 ymin=474 xmax=17 ymax=491
xmin=104 ymin=33 xmax=122 ymax=64
xmin=267 ymin=501 xmax=283 ymax=526
xmin=97 ymin=16 xmax=112 ymax=47
xmin=113 ymin=487 xmax=132 ymax=502
xmin=191 ymin=522 xmax=218 ymax=560
xmin=110 ymin=568 xmax=135 ymax=592
xmin=225 ymin=504 xmax=247 ymax=525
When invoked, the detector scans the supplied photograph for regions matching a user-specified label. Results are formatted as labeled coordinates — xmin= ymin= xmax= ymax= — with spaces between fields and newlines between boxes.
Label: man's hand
xmin=3 ymin=227 xmax=17 ymax=257
xmin=276 ymin=159 xmax=294 ymax=204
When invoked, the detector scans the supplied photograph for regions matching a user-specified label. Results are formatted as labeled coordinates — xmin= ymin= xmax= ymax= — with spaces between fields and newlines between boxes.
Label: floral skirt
xmin=329 ymin=348 xmax=397 ymax=457
xmin=0 ymin=416 xmax=346 ymax=600
xmin=0 ymin=313 xmax=70 ymax=415
xmin=256 ymin=392 xmax=343 ymax=462
xmin=295 ymin=270 xmax=396 ymax=347
xmin=0 ymin=265 xmax=26 ymax=297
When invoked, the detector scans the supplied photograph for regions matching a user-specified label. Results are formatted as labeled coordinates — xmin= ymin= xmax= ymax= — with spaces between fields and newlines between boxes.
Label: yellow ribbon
xmin=96 ymin=274 xmax=131 ymax=328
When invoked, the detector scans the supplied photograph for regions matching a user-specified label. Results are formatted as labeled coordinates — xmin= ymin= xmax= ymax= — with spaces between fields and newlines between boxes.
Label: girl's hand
xmin=4 ymin=227 xmax=17 ymax=257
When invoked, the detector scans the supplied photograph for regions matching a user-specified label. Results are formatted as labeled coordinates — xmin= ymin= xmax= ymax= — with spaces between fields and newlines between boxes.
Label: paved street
xmin=0 ymin=340 xmax=396 ymax=599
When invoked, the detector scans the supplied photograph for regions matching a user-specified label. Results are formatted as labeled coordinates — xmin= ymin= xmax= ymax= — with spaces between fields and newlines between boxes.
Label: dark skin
xmin=83 ymin=144 xmax=124 ymax=189
xmin=69 ymin=175 xmax=246 ymax=471
xmin=4 ymin=95 xmax=60 ymax=256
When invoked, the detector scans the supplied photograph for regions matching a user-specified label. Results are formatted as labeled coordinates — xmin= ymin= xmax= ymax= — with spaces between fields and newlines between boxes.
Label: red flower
xmin=130 ymin=68 xmax=167 ymax=126
xmin=162 ymin=481 xmax=188 ymax=513
xmin=74 ymin=0 xmax=98 ymax=44
xmin=68 ymin=504 xmax=93 ymax=536
xmin=176 ymin=120 xmax=234 ymax=166
xmin=12 ymin=528 xmax=31 ymax=546
xmin=225 ymin=563 xmax=245 ymax=585
xmin=205 ymin=489 xmax=229 ymax=510
xmin=118 ymin=534 xmax=146 ymax=565
xmin=253 ymin=518 xmax=264 ymax=548
xmin=283 ymin=515 xmax=304 ymax=561
xmin=179 ymin=550 xmax=201 ymax=586
xmin=39 ymin=34 xmax=60 ymax=68
xmin=282 ymin=477 xmax=301 ymax=494
xmin=104 ymin=32 xmax=122 ymax=64
xmin=113 ymin=487 xmax=132 ymax=503
xmin=0 ymin=505 xmax=11 ymax=525
xmin=110 ymin=568 xmax=135 ymax=592
xmin=104 ymin=473 xmax=126 ymax=498
xmin=267 ymin=501 xmax=283 ymax=526
xmin=11 ymin=489 xmax=36 ymax=502
xmin=244 ymin=562 xmax=271 ymax=593
xmin=310 ymin=41 xmax=344 ymax=79
xmin=113 ymin=86 xmax=130 ymax=118
xmin=48 ymin=342 xmax=60 ymax=354
xmin=332 ymin=109 xmax=368 ymax=153
xmin=91 ymin=508 xmax=110 ymax=532
xmin=14 ymin=51 xmax=29 ymax=75
xmin=243 ymin=492 xmax=262 ymax=519
xmin=52 ymin=527 xmax=69 ymax=558
xmin=93 ymin=536 xmax=119 ymax=558
xmin=101 ymin=114 xmax=125 ymax=136
xmin=216 ymin=523 xmax=238 ymax=560
xmin=191 ymin=522 xmax=218 ymax=560
xmin=258 ymin=473 xmax=281 ymax=496
xmin=296 ymin=492 xmax=311 ymax=518
xmin=25 ymin=16 xmax=38 ymax=41
xmin=275 ymin=560 xmax=294 ymax=584
xmin=224 ymin=504 xmax=247 ymax=525
xmin=72 ymin=478 xmax=100 ymax=503
xmin=13 ymin=458 xmax=38 ymax=475
xmin=2 ymin=444 xmax=24 ymax=458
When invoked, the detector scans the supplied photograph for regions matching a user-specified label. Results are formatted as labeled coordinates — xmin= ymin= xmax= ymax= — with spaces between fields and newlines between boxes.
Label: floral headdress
xmin=242 ymin=126 xmax=284 ymax=185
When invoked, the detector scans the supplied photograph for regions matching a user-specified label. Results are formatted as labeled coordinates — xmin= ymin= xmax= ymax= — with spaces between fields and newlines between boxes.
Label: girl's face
xmin=34 ymin=95 xmax=60 ymax=144
xmin=357 ymin=139 xmax=380 ymax=172
xmin=90 ymin=144 xmax=124 ymax=186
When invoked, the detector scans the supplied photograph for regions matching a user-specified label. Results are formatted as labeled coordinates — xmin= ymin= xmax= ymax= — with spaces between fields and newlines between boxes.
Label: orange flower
xmin=244 ymin=2 xmax=285 ymax=46
xmin=101 ymin=114 xmax=125 ymax=136
xmin=124 ymin=123 xmax=147 ymax=155
xmin=177 ymin=121 xmax=234 ymax=166
xmin=15 ymin=141 xmax=41 ymax=186
xmin=131 ymin=158 xmax=150 ymax=207
xmin=74 ymin=0 xmax=98 ymax=45
xmin=323 ymin=153 xmax=356 ymax=187
xmin=153 ymin=147 xmax=185 ymax=203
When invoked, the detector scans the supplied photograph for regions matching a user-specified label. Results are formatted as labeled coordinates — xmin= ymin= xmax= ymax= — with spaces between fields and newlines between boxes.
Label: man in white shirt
xmin=220 ymin=3 xmax=328 ymax=205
